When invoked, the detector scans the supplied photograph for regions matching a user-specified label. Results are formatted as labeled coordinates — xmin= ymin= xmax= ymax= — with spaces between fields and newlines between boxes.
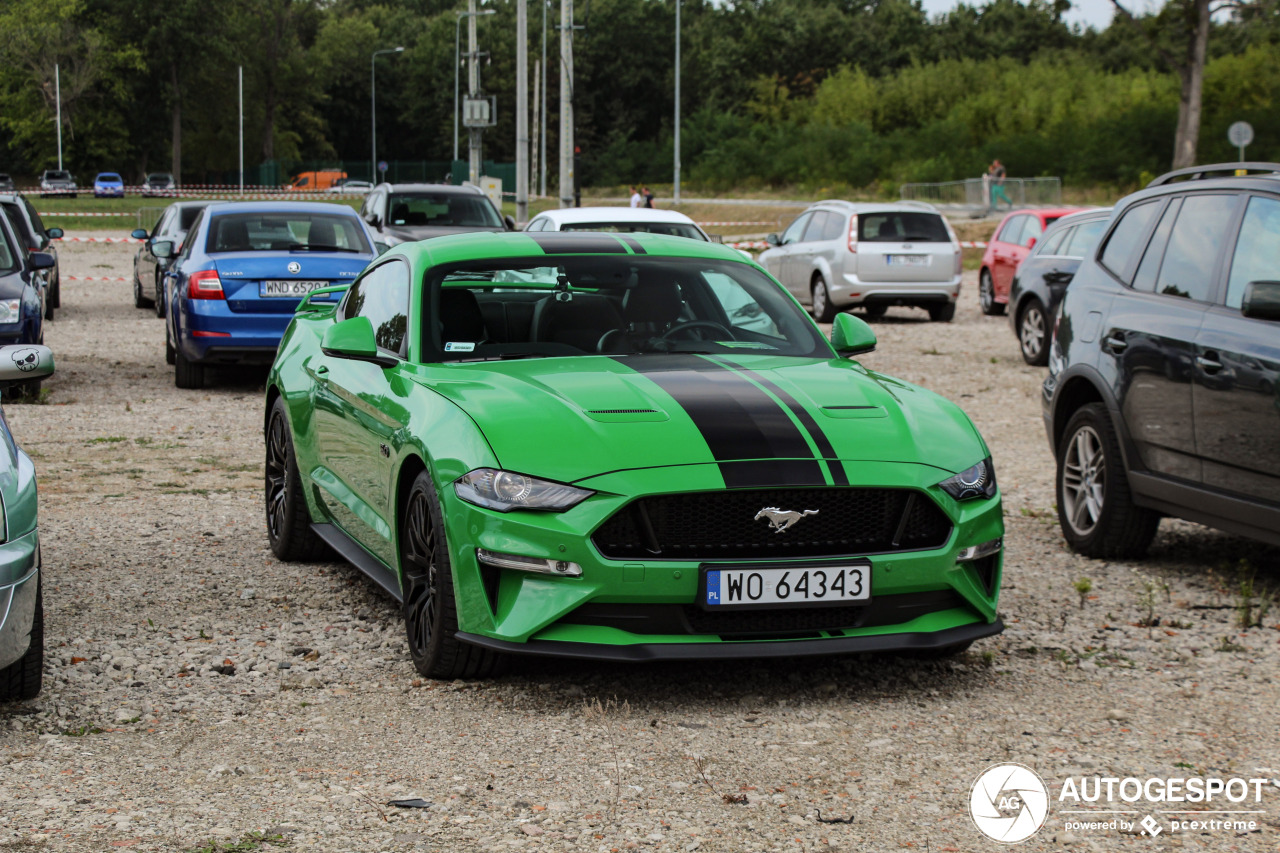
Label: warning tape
xmin=696 ymin=221 xmax=774 ymax=226
xmin=960 ymin=241 xmax=988 ymax=248
xmin=52 ymin=237 xmax=143 ymax=243
xmin=729 ymin=240 xmax=987 ymax=250
xmin=41 ymin=211 xmax=138 ymax=217
xmin=64 ymin=276 xmax=129 ymax=282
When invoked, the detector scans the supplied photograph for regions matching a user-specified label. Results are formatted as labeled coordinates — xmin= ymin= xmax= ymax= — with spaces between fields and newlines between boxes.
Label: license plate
xmin=703 ymin=564 xmax=870 ymax=608
xmin=260 ymin=280 xmax=331 ymax=297
xmin=887 ymin=254 xmax=929 ymax=266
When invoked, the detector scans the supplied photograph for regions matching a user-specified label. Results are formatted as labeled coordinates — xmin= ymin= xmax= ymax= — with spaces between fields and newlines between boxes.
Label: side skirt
xmin=311 ymin=523 xmax=403 ymax=602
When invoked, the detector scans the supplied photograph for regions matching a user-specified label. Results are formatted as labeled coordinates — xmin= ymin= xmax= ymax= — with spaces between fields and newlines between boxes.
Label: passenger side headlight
xmin=938 ymin=458 xmax=997 ymax=501
xmin=455 ymin=468 xmax=594 ymax=512
xmin=0 ymin=300 xmax=21 ymax=323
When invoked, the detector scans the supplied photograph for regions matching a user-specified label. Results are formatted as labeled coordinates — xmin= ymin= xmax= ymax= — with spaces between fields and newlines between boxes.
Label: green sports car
xmin=264 ymin=232 xmax=1003 ymax=678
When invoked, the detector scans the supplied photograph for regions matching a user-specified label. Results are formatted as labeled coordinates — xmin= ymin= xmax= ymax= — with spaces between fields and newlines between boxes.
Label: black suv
xmin=1043 ymin=163 xmax=1280 ymax=557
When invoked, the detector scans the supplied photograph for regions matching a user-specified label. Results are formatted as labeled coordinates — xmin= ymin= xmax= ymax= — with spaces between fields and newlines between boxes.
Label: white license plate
xmin=704 ymin=565 xmax=870 ymax=607
xmin=887 ymin=254 xmax=929 ymax=266
xmin=260 ymin=280 xmax=331 ymax=297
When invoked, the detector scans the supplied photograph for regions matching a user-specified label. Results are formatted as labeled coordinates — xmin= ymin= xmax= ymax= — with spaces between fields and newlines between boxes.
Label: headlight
xmin=0 ymin=299 xmax=21 ymax=324
xmin=938 ymin=457 xmax=997 ymax=501
xmin=455 ymin=468 xmax=594 ymax=512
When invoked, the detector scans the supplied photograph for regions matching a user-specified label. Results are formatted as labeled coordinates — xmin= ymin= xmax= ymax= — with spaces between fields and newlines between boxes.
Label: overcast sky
xmin=917 ymin=0 xmax=1118 ymax=30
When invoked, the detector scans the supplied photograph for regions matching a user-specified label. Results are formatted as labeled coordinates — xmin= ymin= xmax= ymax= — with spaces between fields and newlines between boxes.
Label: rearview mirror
xmin=321 ymin=317 xmax=397 ymax=368
xmin=1242 ymin=281 xmax=1280 ymax=322
xmin=830 ymin=312 xmax=876 ymax=356
xmin=130 ymin=228 xmax=149 ymax=240
xmin=29 ymin=252 xmax=55 ymax=270
xmin=152 ymin=241 xmax=174 ymax=259
xmin=0 ymin=345 xmax=54 ymax=386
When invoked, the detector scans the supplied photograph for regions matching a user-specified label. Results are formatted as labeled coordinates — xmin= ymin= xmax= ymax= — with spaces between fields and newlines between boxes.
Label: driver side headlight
xmin=938 ymin=458 xmax=997 ymax=501
xmin=455 ymin=468 xmax=594 ymax=513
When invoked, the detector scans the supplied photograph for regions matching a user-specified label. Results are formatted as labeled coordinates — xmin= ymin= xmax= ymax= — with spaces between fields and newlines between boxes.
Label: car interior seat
xmin=531 ymin=293 xmax=625 ymax=352
xmin=439 ymin=289 xmax=488 ymax=347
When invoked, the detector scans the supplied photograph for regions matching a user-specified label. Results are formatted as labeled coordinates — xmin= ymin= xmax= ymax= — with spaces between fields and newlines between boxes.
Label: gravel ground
xmin=0 ymin=234 xmax=1277 ymax=853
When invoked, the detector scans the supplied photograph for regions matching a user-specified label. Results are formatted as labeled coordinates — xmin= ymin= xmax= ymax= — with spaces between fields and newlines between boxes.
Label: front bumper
xmin=831 ymin=274 xmax=962 ymax=308
xmin=0 ymin=530 xmax=40 ymax=670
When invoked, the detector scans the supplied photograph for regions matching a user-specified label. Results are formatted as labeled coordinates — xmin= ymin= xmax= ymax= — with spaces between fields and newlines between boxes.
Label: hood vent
xmin=584 ymin=408 xmax=668 ymax=423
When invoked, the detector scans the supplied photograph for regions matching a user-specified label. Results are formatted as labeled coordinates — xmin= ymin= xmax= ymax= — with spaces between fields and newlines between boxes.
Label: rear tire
xmin=154 ymin=271 xmax=166 ymax=318
xmin=810 ymin=275 xmax=836 ymax=323
xmin=174 ymin=348 xmax=204 ymax=389
xmin=43 ymin=297 xmax=53 ymax=322
xmin=1056 ymin=403 xmax=1159 ymax=558
xmin=133 ymin=271 xmax=150 ymax=309
xmin=0 ymin=578 xmax=43 ymax=702
xmin=264 ymin=397 xmax=327 ymax=562
xmin=49 ymin=276 xmax=60 ymax=309
xmin=401 ymin=470 xmax=502 ymax=679
xmin=927 ymin=301 xmax=956 ymax=323
xmin=1018 ymin=298 xmax=1049 ymax=366
xmin=979 ymin=270 xmax=1004 ymax=316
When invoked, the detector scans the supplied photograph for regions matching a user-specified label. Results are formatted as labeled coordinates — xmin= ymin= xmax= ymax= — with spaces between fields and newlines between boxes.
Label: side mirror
xmin=766 ymin=233 xmax=780 ymax=247
xmin=29 ymin=252 xmax=55 ymax=270
xmin=829 ymin=312 xmax=876 ymax=356
xmin=321 ymin=316 xmax=397 ymax=368
xmin=374 ymin=242 xmax=391 ymax=256
xmin=365 ymin=213 xmax=380 ymax=228
xmin=503 ymin=215 xmax=516 ymax=231
xmin=152 ymin=241 xmax=174 ymax=259
xmin=47 ymin=227 xmax=64 ymax=240
xmin=130 ymin=228 xmax=149 ymax=240
xmin=1242 ymin=281 xmax=1280 ymax=322
xmin=0 ymin=344 xmax=54 ymax=386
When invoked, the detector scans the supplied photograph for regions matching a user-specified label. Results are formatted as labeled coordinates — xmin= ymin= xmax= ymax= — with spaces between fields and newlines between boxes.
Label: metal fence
xmin=900 ymin=177 xmax=1062 ymax=211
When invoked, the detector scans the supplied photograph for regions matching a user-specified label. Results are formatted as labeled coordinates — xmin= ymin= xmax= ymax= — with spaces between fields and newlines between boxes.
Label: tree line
xmin=0 ymin=0 xmax=1276 ymax=191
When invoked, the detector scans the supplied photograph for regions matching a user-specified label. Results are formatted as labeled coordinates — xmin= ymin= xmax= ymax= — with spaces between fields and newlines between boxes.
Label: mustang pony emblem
xmin=754 ymin=507 xmax=819 ymax=533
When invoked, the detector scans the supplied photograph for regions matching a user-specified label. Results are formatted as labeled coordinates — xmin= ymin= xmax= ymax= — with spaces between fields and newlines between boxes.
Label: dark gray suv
xmin=359 ymin=183 xmax=513 ymax=247
xmin=1043 ymin=162 xmax=1280 ymax=557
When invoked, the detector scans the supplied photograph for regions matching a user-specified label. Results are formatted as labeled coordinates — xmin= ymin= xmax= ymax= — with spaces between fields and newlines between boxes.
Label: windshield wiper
xmin=287 ymin=243 xmax=363 ymax=253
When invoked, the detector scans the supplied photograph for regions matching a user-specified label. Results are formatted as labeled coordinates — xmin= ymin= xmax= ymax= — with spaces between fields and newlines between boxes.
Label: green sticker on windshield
xmin=718 ymin=341 xmax=777 ymax=349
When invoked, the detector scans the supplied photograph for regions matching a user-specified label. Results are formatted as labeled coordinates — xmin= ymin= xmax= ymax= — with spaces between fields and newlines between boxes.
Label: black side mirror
xmin=29 ymin=252 xmax=55 ymax=271
xmin=504 ymin=215 xmax=516 ymax=232
xmin=766 ymin=233 xmax=780 ymax=247
xmin=1242 ymin=281 xmax=1280 ymax=322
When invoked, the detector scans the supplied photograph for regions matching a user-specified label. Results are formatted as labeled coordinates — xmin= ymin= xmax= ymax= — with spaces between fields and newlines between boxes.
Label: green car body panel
xmin=266 ymin=232 xmax=1003 ymax=666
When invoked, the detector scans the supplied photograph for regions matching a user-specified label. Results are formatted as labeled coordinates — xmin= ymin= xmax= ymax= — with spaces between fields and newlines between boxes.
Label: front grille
xmin=591 ymin=488 xmax=952 ymax=560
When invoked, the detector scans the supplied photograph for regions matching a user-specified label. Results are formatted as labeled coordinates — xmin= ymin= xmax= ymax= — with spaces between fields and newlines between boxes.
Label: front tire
xmin=400 ymin=470 xmax=502 ymax=679
xmin=264 ymin=398 xmax=327 ymax=562
xmin=1056 ymin=403 xmax=1159 ymax=558
xmin=174 ymin=348 xmax=204 ymax=389
xmin=979 ymin=270 xmax=1004 ymax=316
xmin=0 ymin=578 xmax=43 ymax=702
xmin=810 ymin=275 xmax=836 ymax=323
xmin=1018 ymin=298 xmax=1049 ymax=366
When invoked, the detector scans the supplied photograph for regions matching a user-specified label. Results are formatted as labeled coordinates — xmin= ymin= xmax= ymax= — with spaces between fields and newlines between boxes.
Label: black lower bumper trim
xmin=455 ymin=617 xmax=1003 ymax=662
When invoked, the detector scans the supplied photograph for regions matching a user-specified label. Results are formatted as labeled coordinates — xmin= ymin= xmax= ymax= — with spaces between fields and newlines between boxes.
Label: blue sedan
xmin=93 ymin=172 xmax=125 ymax=198
xmin=157 ymin=202 xmax=376 ymax=388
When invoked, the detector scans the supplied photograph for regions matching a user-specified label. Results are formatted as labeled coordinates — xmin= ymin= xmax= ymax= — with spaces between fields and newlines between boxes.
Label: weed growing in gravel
xmin=187 ymin=831 xmax=288 ymax=852
xmin=582 ymin=697 xmax=631 ymax=821
xmin=981 ymin=650 xmax=996 ymax=668
xmin=1135 ymin=574 xmax=1164 ymax=635
xmin=1233 ymin=559 xmax=1274 ymax=629
xmin=1215 ymin=636 xmax=1246 ymax=653
xmin=1073 ymin=577 xmax=1093 ymax=609
xmin=85 ymin=436 xmax=128 ymax=445
xmin=689 ymin=755 xmax=749 ymax=804
xmin=61 ymin=725 xmax=105 ymax=737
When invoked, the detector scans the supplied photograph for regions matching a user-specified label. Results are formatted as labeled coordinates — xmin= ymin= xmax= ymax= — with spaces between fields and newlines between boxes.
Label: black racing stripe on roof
xmin=709 ymin=356 xmax=849 ymax=486
xmin=618 ymin=354 xmax=824 ymax=488
xmin=618 ymin=235 xmax=646 ymax=254
xmin=525 ymin=233 xmax=627 ymax=254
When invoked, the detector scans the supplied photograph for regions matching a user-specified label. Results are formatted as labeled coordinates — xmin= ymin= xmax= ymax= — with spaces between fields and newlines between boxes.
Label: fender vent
xmin=588 ymin=409 xmax=659 ymax=414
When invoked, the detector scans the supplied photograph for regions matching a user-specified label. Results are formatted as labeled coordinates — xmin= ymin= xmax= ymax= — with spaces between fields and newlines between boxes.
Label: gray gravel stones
xmin=0 ymin=234 xmax=1275 ymax=851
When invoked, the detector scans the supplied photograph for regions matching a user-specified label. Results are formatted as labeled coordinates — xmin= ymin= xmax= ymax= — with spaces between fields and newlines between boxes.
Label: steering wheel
xmin=661 ymin=320 xmax=735 ymax=341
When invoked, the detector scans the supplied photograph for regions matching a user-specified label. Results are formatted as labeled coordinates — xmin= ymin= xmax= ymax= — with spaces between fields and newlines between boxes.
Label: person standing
xmin=629 ymin=186 xmax=642 ymax=208
xmin=988 ymin=159 xmax=1013 ymax=211
xmin=642 ymin=186 xmax=654 ymax=208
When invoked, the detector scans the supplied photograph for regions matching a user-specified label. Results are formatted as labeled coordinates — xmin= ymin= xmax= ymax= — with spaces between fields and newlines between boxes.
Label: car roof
xmin=203 ymin=201 xmax=365 ymax=216
xmin=806 ymin=199 xmax=941 ymax=215
xmin=1046 ymin=207 xmax=1112 ymax=227
xmin=375 ymin=182 xmax=485 ymax=195
xmin=531 ymin=206 xmax=699 ymax=226
xmin=390 ymin=230 xmax=748 ymax=268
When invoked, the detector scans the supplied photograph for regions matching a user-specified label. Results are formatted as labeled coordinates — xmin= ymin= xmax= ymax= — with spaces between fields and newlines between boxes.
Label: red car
xmin=979 ymin=208 xmax=1082 ymax=315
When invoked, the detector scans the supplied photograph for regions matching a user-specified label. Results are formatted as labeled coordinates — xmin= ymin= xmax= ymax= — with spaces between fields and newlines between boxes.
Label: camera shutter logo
xmin=969 ymin=763 xmax=1049 ymax=843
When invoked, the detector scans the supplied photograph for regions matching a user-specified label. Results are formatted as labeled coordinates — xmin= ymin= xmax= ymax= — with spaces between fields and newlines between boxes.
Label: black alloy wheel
xmin=264 ymin=398 xmax=326 ymax=561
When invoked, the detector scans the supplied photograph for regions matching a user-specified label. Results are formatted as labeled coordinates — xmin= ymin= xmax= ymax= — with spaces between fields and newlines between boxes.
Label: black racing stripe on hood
xmin=618 ymin=235 xmax=646 ymax=254
xmin=619 ymin=354 xmax=824 ymax=487
xmin=708 ymin=356 xmax=849 ymax=486
xmin=526 ymin=233 xmax=627 ymax=254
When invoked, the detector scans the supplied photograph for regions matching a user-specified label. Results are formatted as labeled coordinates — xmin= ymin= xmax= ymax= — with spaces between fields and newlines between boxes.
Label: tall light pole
xmin=238 ymin=66 xmax=244 ymax=193
xmin=371 ymin=46 xmax=404 ymax=183
xmin=540 ymin=0 xmax=547 ymax=197
xmin=673 ymin=0 xmax=681 ymax=205
xmin=454 ymin=8 xmax=495 ymax=169
xmin=516 ymin=0 xmax=529 ymax=224
xmin=559 ymin=0 xmax=573 ymax=209
xmin=55 ymin=64 xmax=63 ymax=170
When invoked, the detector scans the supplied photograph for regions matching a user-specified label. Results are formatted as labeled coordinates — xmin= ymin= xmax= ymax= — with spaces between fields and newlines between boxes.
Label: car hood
xmin=420 ymin=353 xmax=988 ymax=485
xmin=384 ymin=224 xmax=507 ymax=243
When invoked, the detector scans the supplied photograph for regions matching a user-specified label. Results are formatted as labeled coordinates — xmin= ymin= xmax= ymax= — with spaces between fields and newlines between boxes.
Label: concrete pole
xmin=516 ymin=0 xmax=529 ymax=224
xmin=532 ymin=60 xmax=540 ymax=196
xmin=540 ymin=0 xmax=548 ymax=198
xmin=673 ymin=0 xmax=681 ymax=205
xmin=238 ymin=66 xmax=244 ymax=192
xmin=55 ymin=64 xmax=63 ymax=170
xmin=468 ymin=0 xmax=480 ymax=185
xmin=558 ymin=0 xmax=573 ymax=209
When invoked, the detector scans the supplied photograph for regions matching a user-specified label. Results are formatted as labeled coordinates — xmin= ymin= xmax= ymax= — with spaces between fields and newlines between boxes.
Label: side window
xmin=0 ymin=220 xmax=17 ymax=273
xmin=527 ymin=218 xmax=546 ymax=232
xmin=1130 ymin=200 xmax=1181 ymax=293
xmin=343 ymin=260 xmax=410 ymax=356
xmin=1039 ymin=226 xmax=1070 ymax=256
xmin=801 ymin=212 xmax=830 ymax=242
xmin=22 ymin=197 xmax=47 ymax=237
xmin=1154 ymin=194 xmax=1237 ymax=302
xmin=821 ymin=212 xmax=846 ymax=241
xmin=1022 ymin=217 xmax=1044 ymax=248
xmin=155 ymin=209 xmax=175 ymax=237
xmin=996 ymin=215 xmax=1026 ymax=244
xmin=780 ymin=213 xmax=812 ymax=245
xmin=178 ymin=212 xmax=203 ymax=260
xmin=1099 ymin=201 xmax=1159 ymax=281
xmin=1063 ymin=218 xmax=1107 ymax=258
xmin=1226 ymin=196 xmax=1280 ymax=310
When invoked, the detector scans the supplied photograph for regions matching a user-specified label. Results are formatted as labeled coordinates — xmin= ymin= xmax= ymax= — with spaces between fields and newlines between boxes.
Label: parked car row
xmin=3 ymin=171 xmax=178 ymax=197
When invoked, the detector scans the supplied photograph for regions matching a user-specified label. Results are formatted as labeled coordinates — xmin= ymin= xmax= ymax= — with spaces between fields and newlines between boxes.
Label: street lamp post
xmin=371 ymin=46 xmax=404 ymax=183
xmin=454 ymin=8 xmax=495 ymax=168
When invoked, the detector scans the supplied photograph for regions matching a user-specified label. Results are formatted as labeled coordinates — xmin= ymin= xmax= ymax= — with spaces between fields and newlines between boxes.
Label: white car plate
xmin=703 ymin=564 xmax=870 ymax=608
xmin=886 ymin=254 xmax=930 ymax=266
xmin=260 ymin=280 xmax=330 ymax=297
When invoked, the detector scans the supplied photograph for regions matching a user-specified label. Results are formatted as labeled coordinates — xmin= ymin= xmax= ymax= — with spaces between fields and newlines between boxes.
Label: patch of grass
xmin=187 ymin=831 xmax=289 ymax=853
xmin=5 ymin=388 xmax=52 ymax=405
xmin=1073 ymin=577 xmax=1093 ymax=609
xmin=61 ymin=725 xmax=105 ymax=737
xmin=134 ymin=437 xmax=154 ymax=445
xmin=1215 ymin=636 xmax=1246 ymax=653
xmin=155 ymin=481 xmax=185 ymax=488
xmin=85 ymin=436 xmax=128 ymax=445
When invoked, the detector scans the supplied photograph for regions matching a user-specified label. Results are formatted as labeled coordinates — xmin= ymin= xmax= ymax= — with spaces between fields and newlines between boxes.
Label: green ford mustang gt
xmin=264 ymin=232 xmax=1003 ymax=678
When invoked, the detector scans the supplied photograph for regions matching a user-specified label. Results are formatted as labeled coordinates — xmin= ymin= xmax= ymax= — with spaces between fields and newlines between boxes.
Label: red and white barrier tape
xmin=41 ymin=211 xmax=137 ymax=217
xmin=63 ymin=276 xmax=129 ymax=282
xmin=695 ymin=221 xmax=774 ymax=226
xmin=959 ymin=241 xmax=988 ymax=248
xmin=728 ymin=241 xmax=769 ymax=251
xmin=52 ymin=236 xmax=142 ymax=243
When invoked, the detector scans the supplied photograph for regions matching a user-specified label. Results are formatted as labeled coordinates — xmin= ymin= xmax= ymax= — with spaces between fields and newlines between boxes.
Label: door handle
xmin=1104 ymin=334 xmax=1127 ymax=353
xmin=1195 ymin=353 xmax=1222 ymax=373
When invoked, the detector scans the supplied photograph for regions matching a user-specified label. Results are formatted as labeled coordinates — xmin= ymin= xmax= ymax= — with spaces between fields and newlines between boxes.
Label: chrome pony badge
xmin=287 ymin=261 xmax=302 ymax=275
xmin=754 ymin=507 xmax=818 ymax=533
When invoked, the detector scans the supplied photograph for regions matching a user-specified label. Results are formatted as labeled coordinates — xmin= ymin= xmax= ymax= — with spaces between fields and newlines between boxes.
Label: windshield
xmin=858 ymin=211 xmax=949 ymax=243
xmin=45 ymin=171 xmax=72 ymax=181
xmin=560 ymin=222 xmax=706 ymax=240
xmin=205 ymin=212 xmax=372 ymax=254
xmin=388 ymin=193 xmax=502 ymax=228
xmin=98 ymin=173 xmax=122 ymax=182
xmin=148 ymin=173 xmax=172 ymax=183
xmin=428 ymin=257 xmax=830 ymax=363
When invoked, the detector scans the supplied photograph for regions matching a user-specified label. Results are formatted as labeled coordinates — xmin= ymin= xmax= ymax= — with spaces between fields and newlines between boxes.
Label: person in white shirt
xmin=629 ymin=186 xmax=642 ymax=208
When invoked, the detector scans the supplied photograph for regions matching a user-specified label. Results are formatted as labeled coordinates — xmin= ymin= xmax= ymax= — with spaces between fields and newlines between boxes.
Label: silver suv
xmin=758 ymin=200 xmax=962 ymax=322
